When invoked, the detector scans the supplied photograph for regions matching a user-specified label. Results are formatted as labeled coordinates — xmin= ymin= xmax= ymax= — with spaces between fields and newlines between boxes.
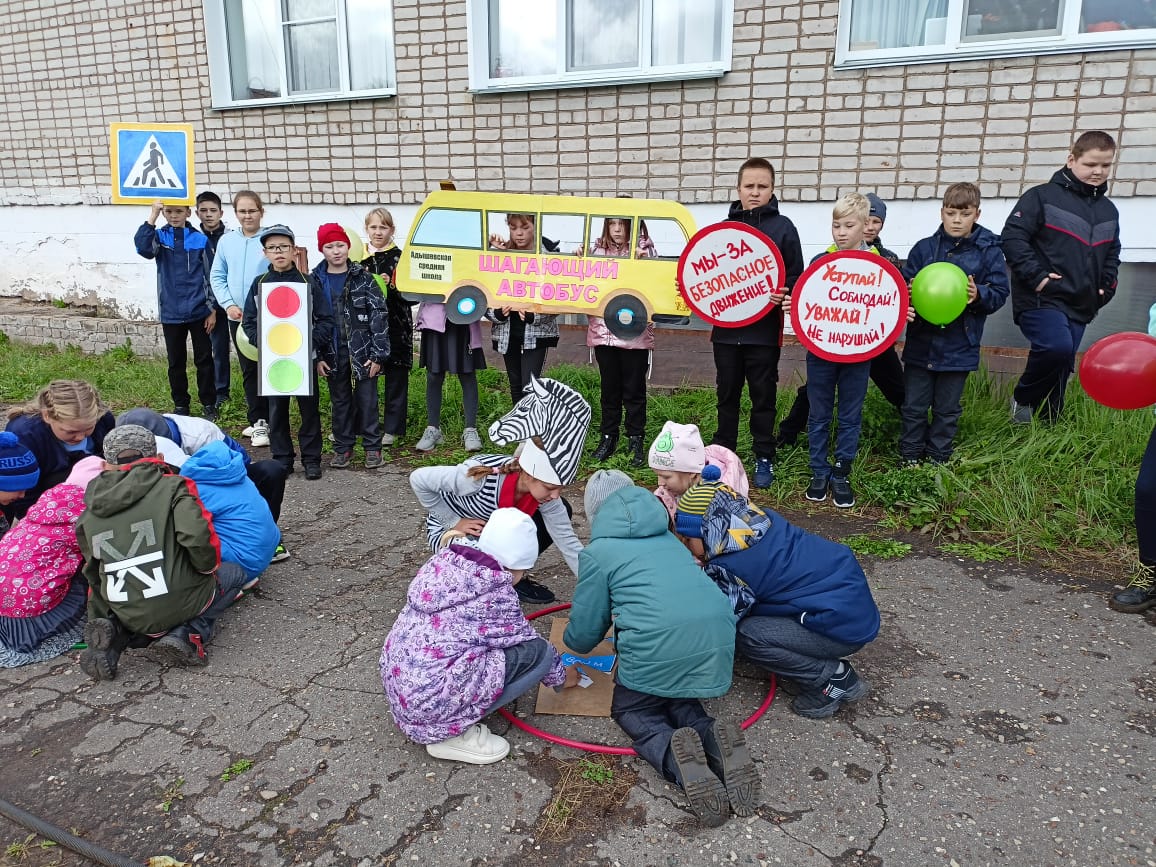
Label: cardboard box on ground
xmin=535 ymin=618 xmax=616 ymax=717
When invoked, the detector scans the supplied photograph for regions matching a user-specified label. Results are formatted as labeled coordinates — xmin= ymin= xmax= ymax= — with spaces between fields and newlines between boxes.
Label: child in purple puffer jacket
xmin=380 ymin=508 xmax=579 ymax=764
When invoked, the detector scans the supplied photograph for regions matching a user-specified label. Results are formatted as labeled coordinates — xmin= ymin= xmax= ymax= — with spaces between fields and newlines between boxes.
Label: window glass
xmin=487 ymin=212 xmax=541 ymax=252
xmin=286 ymin=21 xmax=340 ymax=93
xmin=848 ymin=0 xmax=950 ymax=49
xmin=568 ymin=0 xmax=640 ymax=70
xmin=488 ymin=0 xmax=557 ymax=78
xmin=1079 ymin=0 xmax=1155 ymax=31
xmin=541 ymin=214 xmax=587 ymax=255
xmin=411 ymin=210 xmax=483 ymax=249
xmin=346 ymin=0 xmax=394 ymax=89
xmin=652 ymin=0 xmax=724 ymax=65
xmin=223 ymin=0 xmax=283 ymax=100
xmin=961 ymin=0 xmax=1062 ymax=39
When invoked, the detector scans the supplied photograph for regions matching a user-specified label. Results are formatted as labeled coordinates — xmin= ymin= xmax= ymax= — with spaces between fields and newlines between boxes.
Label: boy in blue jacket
xmin=134 ymin=200 xmax=218 ymax=420
xmin=676 ymin=474 xmax=880 ymax=720
xmin=568 ymin=470 xmax=756 ymax=827
xmin=899 ymin=182 xmax=1010 ymax=463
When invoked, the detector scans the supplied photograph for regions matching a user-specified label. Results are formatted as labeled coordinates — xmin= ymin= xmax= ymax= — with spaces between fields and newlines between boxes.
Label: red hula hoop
xmin=496 ymin=602 xmax=777 ymax=755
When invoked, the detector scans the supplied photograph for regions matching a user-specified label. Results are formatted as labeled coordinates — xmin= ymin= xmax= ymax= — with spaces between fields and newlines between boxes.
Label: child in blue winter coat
xmin=675 ymin=469 xmax=880 ymax=720
xmin=135 ymin=200 xmax=217 ymax=419
xmin=899 ymin=182 xmax=1010 ymax=464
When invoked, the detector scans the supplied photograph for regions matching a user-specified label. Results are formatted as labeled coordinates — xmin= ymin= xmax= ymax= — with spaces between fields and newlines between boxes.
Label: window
xmin=836 ymin=0 xmax=1156 ymax=66
xmin=411 ymin=210 xmax=483 ymax=250
xmin=203 ymin=0 xmax=397 ymax=108
xmin=467 ymin=0 xmax=734 ymax=92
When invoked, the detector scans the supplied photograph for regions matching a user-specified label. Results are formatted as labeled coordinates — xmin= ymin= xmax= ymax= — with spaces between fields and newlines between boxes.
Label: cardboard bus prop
xmin=396 ymin=189 xmax=697 ymax=339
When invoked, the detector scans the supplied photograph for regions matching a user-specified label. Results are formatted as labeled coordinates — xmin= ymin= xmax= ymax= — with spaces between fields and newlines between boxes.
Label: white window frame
xmin=203 ymin=0 xmax=398 ymax=109
xmin=835 ymin=0 xmax=1156 ymax=68
xmin=466 ymin=0 xmax=734 ymax=93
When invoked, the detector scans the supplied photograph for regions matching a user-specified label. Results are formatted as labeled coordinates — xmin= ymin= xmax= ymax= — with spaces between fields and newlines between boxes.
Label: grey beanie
xmin=583 ymin=469 xmax=635 ymax=522
xmin=866 ymin=193 xmax=887 ymax=224
xmin=103 ymin=424 xmax=158 ymax=465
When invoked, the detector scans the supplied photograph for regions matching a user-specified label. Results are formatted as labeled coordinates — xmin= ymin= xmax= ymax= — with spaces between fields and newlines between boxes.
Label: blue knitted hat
xmin=673 ymin=465 xmax=723 ymax=538
xmin=0 ymin=431 xmax=40 ymax=492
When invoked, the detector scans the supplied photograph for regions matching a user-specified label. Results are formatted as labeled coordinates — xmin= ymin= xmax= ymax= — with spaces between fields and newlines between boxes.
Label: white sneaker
xmin=425 ymin=724 xmax=510 ymax=764
xmin=242 ymin=425 xmax=255 ymax=438
xmin=463 ymin=428 xmax=483 ymax=452
xmin=382 ymin=432 xmax=397 ymax=446
xmin=250 ymin=420 xmax=270 ymax=448
xmin=415 ymin=426 xmax=443 ymax=452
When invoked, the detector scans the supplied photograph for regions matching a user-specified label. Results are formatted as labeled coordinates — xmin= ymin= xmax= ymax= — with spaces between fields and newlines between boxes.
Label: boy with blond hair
xmin=900 ymin=183 xmax=1009 ymax=464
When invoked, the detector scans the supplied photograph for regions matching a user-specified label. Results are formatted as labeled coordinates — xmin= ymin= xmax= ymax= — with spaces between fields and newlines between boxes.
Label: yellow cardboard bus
xmin=395 ymin=189 xmax=696 ymax=338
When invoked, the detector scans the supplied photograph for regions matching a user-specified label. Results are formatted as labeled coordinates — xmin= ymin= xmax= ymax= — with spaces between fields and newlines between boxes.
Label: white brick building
xmin=1 ymin=0 xmax=1152 ymax=320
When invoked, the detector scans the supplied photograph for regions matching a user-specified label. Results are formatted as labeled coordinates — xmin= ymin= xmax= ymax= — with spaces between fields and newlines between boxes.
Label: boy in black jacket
xmin=1001 ymin=130 xmax=1121 ymax=422
xmin=710 ymin=158 xmax=805 ymax=490
xmin=241 ymin=225 xmax=336 ymax=480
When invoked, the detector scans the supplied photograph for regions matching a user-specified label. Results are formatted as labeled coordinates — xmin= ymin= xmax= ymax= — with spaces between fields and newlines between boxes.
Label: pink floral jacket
xmin=380 ymin=544 xmax=565 ymax=744
xmin=0 ymin=483 xmax=86 ymax=618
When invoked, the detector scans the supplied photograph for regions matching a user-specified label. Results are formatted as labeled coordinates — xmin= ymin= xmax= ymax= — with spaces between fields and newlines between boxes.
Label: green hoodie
xmin=77 ymin=460 xmax=220 ymax=635
xmin=566 ymin=487 xmax=736 ymax=699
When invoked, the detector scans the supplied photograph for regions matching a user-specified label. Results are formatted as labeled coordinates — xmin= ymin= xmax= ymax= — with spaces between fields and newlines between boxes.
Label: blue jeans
xmin=1013 ymin=307 xmax=1087 ymax=420
xmin=806 ymin=354 xmax=871 ymax=479
xmin=736 ymin=615 xmax=864 ymax=690
xmin=485 ymin=637 xmax=555 ymax=712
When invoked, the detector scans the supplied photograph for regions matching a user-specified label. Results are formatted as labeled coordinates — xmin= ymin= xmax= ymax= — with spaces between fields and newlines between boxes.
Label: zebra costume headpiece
xmin=488 ymin=376 xmax=591 ymax=486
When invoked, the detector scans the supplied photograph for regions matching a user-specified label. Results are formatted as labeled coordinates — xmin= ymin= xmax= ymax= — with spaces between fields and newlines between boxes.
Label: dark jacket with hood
xmin=362 ymin=246 xmax=415 ymax=368
xmin=76 ymin=459 xmax=220 ymax=636
xmin=1000 ymin=167 xmax=1121 ymax=325
xmin=710 ymin=197 xmax=805 ymax=347
xmin=3 ymin=412 xmax=116 ymax=520
xmin=901 ymin=224 xmax=1010 ymax=372
xmin=566 ymin=487 xmax=735 ymax=699
xmin=311 ymin=260 xmax=390 ymax=381
xmin=241 ymin=265 xmax=337 ymax=370
xmin=134 ymin=223 xmax=213 ymax=324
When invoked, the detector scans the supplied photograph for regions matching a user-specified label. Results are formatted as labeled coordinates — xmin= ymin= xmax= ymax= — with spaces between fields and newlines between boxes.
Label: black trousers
xmin=229 ymin=319 xmax=269 ymax=425
xmin=329 ymin=355 xmax=383 ymax=451
xmin=531 ymin=498 xmax=573 ymax=554
xmin=594 ymin=346 xmax=648 ymax=437
xmin=712 ymin=342 xmax=779 ymax=460
xmin=208 ymin=302 xmax=233 ymax=399
xmin=611 ymin=683 xmax=715 ymax=785
xmin=899 ymin=368 xmax=968 ymax=462
xmin=503 ymin=346 xmax=550 ymax=404
xmin=162 ymin=320 xmax=216 ymax=410
xmin=246 ymin=459 xmax=288 ymax=522
xmin=267 ymin=367 xmax=322 ymax=469
xmin=381 ymin=362 xmax=410 ymax=436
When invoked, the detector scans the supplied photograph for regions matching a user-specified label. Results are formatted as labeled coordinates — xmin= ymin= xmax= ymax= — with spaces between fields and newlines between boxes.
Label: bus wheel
xmin=605 ymin=294 xmax=648 ymax=340
xmin=446 ymin=286 xmax=486 ymax=324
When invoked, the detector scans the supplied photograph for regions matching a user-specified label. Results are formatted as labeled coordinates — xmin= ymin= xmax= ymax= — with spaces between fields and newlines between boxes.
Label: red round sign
xmin=789 ymin=250 xmax=909 ymax=363
xmin=266 ymin=284 xmax=301 ymax=318
xmin=677 ymin=222 xmax=786 ymax=328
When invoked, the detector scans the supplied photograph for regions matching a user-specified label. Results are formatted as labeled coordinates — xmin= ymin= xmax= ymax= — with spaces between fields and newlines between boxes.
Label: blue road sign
xmin=110 ymin=122 xmax=195 ymax=205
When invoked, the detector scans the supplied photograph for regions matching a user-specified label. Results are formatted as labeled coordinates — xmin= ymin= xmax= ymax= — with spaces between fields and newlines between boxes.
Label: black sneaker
xmin=1110 ymin=565 xmax=1156 ymax=613
xmin=592 ymin=435 xmax=618 ymax=463
xmin=830 ymin=475 xmax=855 ymax=509
xmin=514 ymin=577 xmax=556 ymax=604
xmin=304 ymin=464 xmax=323 ymax=481
xmin=80 ymin=617 xmax=123 ymax=681
xmin=202 ymin=404 xmax=219 ymax=423
xmin=805 ymin=476 xmax=828 ymax=502
xmin=149 ymin=628 xmax=208 ymax=667
xmin=173 ymin=405 xmax=191 ymax=417
xmin=670 ymin=727 xmax=729 ymax=827
xmin=330 ymin=450 xmax=353 ymax=469
xmin=627 ymin=436 xmax=646 ymax=468
xmin=792 ymin=663 xmax=870 ymax=719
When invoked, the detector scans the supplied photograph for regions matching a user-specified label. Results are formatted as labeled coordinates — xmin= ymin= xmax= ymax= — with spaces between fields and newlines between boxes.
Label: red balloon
xmin=1079 ymin=332 xmax=1156 ymax=410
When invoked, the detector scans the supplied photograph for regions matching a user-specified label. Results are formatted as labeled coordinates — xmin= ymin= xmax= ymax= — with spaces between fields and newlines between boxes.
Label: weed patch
xmin=841 ymin=534 xmax=913 ymax=560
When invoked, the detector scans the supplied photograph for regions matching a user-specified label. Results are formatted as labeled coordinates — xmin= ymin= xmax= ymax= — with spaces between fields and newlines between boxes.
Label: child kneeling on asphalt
xmin=568 ymin=470 xmax=757 ymax=827
xmin=380 ymin=509 xmax=580 ymax=765
xmin=675 ymin=468 xmax=880 ymax=719
xmin=75 ymin=425 xmax=251 ymax=679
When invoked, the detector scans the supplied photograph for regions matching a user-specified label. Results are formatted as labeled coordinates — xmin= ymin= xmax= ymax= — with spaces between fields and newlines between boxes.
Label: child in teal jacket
xmin=567 ymin=470 xmax=756 ymax=827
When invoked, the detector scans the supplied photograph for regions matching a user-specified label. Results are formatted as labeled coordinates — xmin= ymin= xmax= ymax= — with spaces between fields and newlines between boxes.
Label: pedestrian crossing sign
xmin=110 ymin=122 xmax=195 ymax=205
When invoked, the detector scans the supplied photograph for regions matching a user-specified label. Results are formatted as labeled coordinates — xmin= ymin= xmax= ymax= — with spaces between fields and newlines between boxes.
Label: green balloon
xmin=910 ymin=262 xmax=969 ymax=326
xmin=267 ymin=359 xmax=304 ymax=393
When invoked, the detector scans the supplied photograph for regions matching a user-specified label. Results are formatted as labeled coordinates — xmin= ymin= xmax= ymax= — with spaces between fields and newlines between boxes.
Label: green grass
xmin=0 ymin=336 xmax=1145 ymax=567
xmin=841 ymin=534 xmax=913 ymax=560
xmin=219 ymin=758 xmax=253 ymax=782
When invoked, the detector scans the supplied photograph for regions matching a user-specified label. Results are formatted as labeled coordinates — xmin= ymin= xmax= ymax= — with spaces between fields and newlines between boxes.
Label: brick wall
xmin=0 ymin=0 xmax=1152 ymax=208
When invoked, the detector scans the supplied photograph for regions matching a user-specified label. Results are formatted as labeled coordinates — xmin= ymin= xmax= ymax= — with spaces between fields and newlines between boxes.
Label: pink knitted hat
xmin=64 ymin=455 xmax=106 ymax=491
xmin=648 ymin=421 xmax=705 ymax=473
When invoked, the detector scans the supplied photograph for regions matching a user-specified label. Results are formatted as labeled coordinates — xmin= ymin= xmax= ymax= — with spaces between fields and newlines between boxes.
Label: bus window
xmin=541 ymin=214 xmax=585 ymax=256
xmin=411 ymin=209 xmax=483 ymax=249
xmin=486 ymin=211 xmax=543 ymax=252
xmin=639 ymin=218 xmax=688 ymax=261
xmin=588 ymin=216 xmax=635 ymax=259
